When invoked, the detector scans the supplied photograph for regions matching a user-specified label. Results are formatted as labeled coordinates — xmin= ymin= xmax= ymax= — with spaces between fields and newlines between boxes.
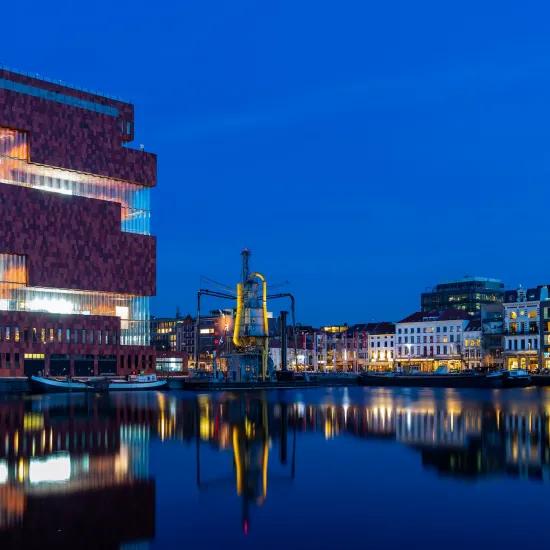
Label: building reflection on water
xmin=0 ymin=389 xmax=550 ymax=545
xmin=0 ymin=394 xmax=156 ymax=549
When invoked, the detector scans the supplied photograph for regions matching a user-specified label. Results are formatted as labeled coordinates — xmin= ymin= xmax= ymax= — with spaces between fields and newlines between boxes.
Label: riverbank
xmin=2 ymin=374 xmax=550 ymax=393
xmin=167 ymin=375 xmax=357 ymax=391
xmin=0 ymin=375 xmax=360 ymax=394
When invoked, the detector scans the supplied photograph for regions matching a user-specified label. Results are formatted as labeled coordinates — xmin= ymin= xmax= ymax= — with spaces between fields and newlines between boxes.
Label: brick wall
xmin=0 ymin=184 xmax=155 ymax=295
xmin=0 ymin=69 xmax=156 ymax=186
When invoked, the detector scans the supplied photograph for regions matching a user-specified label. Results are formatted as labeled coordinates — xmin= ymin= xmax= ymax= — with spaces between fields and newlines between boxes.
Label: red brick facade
xmin=0 ymin=184 xmax=155 ymax=295
xmin=0 ymin=69 xmax=157 ymax=377
xmin=0 ymin=69 xmax=156 ymax=187
xmin=0 ymin=311 xmax=153 ymax=377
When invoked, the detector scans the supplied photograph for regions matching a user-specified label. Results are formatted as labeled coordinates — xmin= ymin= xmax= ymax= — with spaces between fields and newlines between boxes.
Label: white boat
xmin=31 ymin=373 xmax=166 ymax=393
xmin=31 ymin=375 xmax=109 ymax=393
xmin=108 ymin=373 xmax=167 ymax=391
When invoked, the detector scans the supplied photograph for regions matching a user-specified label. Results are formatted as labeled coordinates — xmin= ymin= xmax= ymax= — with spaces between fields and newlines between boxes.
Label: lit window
xmin=115 ymin=306 xmax=129 ymax=330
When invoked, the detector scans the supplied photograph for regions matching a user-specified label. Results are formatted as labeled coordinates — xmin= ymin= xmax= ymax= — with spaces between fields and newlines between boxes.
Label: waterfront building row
xmin=153 ymin=282 xmax=550 ymax=373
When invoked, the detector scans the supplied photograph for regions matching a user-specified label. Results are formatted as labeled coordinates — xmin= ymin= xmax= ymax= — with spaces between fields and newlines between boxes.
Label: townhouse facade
xmin=502 ymin=286 xmax=547 ymax=371
xmin=395 ymin=309 xmax=470 ymax=372
xmin=463 ymin=319 xmax=482 ymax=370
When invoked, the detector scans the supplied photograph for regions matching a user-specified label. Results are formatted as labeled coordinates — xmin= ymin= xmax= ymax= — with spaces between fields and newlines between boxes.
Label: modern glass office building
xmin=0 ymin=68 xmax=157 ymax=376
xmin=421 ymin=277 xmax=504 ymax=317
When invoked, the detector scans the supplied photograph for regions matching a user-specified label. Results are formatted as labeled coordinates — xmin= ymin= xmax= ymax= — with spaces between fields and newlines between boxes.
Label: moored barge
xmin=31 ymin=374 xmax=167 ymax=393
xmin=358 ymin=370 xmax=532 ymax=389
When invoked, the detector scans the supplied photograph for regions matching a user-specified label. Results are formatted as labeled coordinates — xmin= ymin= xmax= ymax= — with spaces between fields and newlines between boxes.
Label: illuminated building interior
xmin=0 ymin=254 xmax=149 ymax=346
xmin=322 ymin=326 xmax=348 ymax=334
xmin=156 ymin=356 xmax=184 ymax=372
xmin=0 ymin=127 xmax=150 ymax=235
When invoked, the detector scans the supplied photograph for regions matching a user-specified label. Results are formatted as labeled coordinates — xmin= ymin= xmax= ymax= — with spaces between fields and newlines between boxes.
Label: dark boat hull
xmin=30 ymin=376 xmax=165 ymax=393
xmin=530 ymin=375 xmax=550 ymax=387
xmin=501 ymin=376 xmax=531 ymax=388
xmin=358 ymin=374 xmax=502 ymax=389
xmin=30 ymin=376 xmax=97 ymax=393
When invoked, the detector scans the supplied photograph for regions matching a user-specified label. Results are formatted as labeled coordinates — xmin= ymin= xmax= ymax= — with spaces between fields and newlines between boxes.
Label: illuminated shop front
xmin=395 ymin=310 xmax=470 ymax=372
xmin=367 ymin=326 xmax=395 ymax=371
xmin=155 ymin=355 xmax=185 ymax=373
xmin=541 ymin=300 xmax=550 ymax=370
xmin=503 ymin=286 xmax=545 ymax=372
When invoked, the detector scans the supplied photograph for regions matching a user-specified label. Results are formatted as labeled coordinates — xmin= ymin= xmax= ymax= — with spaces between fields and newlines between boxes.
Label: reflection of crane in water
xmin=232 ymin=399 xmax=269 ymax=534
xmin=195 ymin=397 xmax=297 ymax=534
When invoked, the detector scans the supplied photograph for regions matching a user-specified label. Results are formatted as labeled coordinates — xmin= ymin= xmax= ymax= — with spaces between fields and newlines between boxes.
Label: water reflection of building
xmin=141 ymin=391 xmax=550 ymax=482
xmin=189 ymin=391 xmax=550 ymax=535
xmin=294 ymin=397 xmax=550 ymax=481
xmin=196 ymin=393 xmax=550 ymax=485
xmin=2 ymin=390 xmax=550 ymax=543
xmin=0 ymin=396 xmax=155 ymax=548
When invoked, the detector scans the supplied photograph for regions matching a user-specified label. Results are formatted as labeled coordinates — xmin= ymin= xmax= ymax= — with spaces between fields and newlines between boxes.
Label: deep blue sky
xmin=3 ymin=1 xmax=550 ymax=325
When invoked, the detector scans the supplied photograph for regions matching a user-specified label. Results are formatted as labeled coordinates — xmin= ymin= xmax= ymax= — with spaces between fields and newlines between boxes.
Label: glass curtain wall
xmin=0 ymin=254 xmax=149 ymax=346
xmin=0 ymin=128 xmax=150 ymax=235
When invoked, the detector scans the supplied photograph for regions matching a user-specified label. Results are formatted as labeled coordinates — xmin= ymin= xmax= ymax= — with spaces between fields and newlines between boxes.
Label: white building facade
xmin=368 ymin=330 xmax=395 ymax=371
xmin=395 ymin=310 xmax=470 ymax=372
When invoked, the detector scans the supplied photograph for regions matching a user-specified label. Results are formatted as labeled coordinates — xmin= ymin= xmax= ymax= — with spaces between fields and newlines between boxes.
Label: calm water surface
xmin=0 ymin=386 xmax=549 ymax=549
